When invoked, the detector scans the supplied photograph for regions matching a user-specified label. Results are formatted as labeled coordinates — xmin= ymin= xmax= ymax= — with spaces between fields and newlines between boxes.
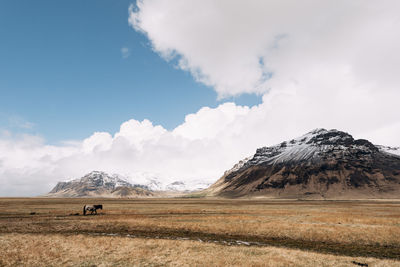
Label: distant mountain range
xmin=144 ymin=178 xmax=212 ymax=192
xmin=47 ymin=171 xmax=153 ymax=198
xmin=205 ymin=129 xmax=400 ymax=199
xmin=48 ymin=129 xmax=400 ymax=199
xmin=47 ymin=171 xmax=212 ymax=198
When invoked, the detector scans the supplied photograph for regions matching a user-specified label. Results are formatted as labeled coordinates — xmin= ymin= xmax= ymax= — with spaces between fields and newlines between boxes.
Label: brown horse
xmin=83 ymin=204 xmax=103 ymax=215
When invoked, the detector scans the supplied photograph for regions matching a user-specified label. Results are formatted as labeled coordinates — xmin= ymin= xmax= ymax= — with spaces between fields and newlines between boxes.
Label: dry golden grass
xmin=1 ymin=198 xmax=399 ymax=245
xmin=0 ymin=233 xmax=398 ymax=267
xmin=0 ymin=198 xmax=400 ymax=264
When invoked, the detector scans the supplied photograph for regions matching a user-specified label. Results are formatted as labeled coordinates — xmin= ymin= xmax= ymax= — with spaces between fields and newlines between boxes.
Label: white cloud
xmin=1 ymin=1 xmax=400 ymax=196
xmin=130 ymin=0 xmax=400 ymax=97
xmin=173 ymin=103 xmax=250 ymax=140
xmin=115 ymin=119 xmax=166 ymax=149
xmin=0 ymin=114 xmax=35 ymax=130
xmin=82 ymin=132 xmax=113 ymax=153
xmin=128 ymin=0 xmax=400 ymax=140
xmin=121 ymin=46 xmax=130 ymax=58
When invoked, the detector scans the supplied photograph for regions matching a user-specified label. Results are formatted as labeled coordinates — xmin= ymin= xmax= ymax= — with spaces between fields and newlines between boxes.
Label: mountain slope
xmin=206 ymin=129 xmax=400 ymax=199
xmin=47 ymin=171 xmax=154 ymax=198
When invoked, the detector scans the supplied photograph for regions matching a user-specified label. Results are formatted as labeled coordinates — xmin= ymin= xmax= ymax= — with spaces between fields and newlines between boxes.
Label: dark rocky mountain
xmin=206 ymin=129 xmax=400 ymax=199
xmin=47 ymin=171 xmax=154 ymax=198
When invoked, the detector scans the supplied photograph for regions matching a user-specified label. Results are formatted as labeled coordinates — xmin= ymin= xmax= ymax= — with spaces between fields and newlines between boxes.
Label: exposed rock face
xmin=207 ymin=129 xmax=400 ymax=199
xmin=47 ymin=171 xmax=153 ymax=198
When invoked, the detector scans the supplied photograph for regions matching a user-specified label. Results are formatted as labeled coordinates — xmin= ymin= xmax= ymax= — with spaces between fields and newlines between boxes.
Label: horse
xmin=83 ymin=204 xmax=103 ymax=215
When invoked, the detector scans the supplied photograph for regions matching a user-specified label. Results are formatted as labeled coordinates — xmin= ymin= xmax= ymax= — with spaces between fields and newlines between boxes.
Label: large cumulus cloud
xmin=128 ymin=0 xmax=400 ymax=143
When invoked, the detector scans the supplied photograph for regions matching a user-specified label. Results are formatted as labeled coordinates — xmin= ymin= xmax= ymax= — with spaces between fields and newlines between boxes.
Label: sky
xmin=0 ymin=0 xmax=260 ymax=143
xmin=0 ymin=0 xmax=399 ymax=196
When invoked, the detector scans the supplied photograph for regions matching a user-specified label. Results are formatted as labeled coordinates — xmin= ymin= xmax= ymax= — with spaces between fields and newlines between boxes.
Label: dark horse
xmin=83 ymin=204 xmax=103 ymax=215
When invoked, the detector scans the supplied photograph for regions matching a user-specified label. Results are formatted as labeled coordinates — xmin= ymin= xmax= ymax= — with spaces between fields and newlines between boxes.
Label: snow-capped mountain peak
xmin=245 ymin=128 xmax=377 ymax=166
xmin=68 ymin=171 xmax=132 ymax=189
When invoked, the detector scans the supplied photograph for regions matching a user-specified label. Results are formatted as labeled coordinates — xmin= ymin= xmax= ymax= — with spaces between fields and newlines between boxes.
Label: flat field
xmin=0 ymin=198 xmax=399 ymax=266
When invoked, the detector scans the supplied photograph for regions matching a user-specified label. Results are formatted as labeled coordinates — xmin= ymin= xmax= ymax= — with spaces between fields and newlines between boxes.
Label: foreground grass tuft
xmin=0 ymin=233 xmax=398 ymax=267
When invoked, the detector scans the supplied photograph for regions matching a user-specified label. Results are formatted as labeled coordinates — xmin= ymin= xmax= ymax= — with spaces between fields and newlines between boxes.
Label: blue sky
xmin=0 ymin=0 xmax=261 ymax=144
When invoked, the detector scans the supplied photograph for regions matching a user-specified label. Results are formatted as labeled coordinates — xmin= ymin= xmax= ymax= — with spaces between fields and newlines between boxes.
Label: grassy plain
xmin=0 ymin=198 xmax=399 ymax=266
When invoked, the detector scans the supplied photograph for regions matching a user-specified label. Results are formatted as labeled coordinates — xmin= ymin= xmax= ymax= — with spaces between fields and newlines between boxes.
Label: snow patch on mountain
xmin=140 ymin=177 xmax=211 ymax=192
xmin=377 ymin=145 xmax=400 ymax=156
xmin=65 ymin=171 xmax=133 ymax=189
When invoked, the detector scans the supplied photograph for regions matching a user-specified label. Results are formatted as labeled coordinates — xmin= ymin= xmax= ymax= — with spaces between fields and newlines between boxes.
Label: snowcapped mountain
xmin=165 ymin=180 xmax=212 ymax=192
xmin=206 ymin=129 xmax=400 ymax=199
xmin=247 ymin=128 xmax=380 ymax=165
xmin=74 ymin=171 xmax=133 ymax=188
xmin=132 ymin=177 xmax=211 ymax=192
xmin=47 ymin=171 xmax=153 ymax=198
xmin=48 ymin=171 xmax=211 ymax=197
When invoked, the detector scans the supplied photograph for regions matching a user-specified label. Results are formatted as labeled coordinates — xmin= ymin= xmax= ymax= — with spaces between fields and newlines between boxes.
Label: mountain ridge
xmin=47 ymin=171 xmax=154 ymax=198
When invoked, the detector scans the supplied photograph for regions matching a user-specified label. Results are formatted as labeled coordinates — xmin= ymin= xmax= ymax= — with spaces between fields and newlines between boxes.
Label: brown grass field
xmin=0 ymin=198 xmax=400 ymax=266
